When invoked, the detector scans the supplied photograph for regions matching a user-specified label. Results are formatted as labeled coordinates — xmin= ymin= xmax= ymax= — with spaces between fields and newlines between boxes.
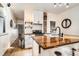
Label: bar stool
xmin=54 ymin=51 xmax=62 ymax=56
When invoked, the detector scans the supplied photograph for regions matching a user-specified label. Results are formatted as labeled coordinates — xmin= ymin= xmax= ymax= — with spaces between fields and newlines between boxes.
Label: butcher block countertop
xmin=32 ymin=35 xmax=79 ymax=49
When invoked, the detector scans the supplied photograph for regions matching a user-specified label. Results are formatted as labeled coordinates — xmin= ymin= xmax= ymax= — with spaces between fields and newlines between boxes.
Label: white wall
xmin=47 ymin=12 xmax=58 ymax=33
xmin=24 ymin=8 xmax=33 ymax=22
xmin=0 ymin=4 xmax=18 ymax=55
xmin=0 ymin=34 xmax=10 ymax=55
xmin=16 ymin=19 xmax=24 ymax=25
xmin=3 ymin=5 xmax=18 ymax=45
xmin=47 ymin=5 xmax=79 ymax=35
xmin=57 ymin=5 xmax=79 ymax=35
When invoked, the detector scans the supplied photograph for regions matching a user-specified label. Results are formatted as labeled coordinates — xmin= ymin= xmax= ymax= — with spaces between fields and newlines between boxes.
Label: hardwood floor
xmin=11 ymin=38 xmax=20 ymax=48
xmin=3 ymin=38 xmax=32 ymax=56
xmin=3 ymin=47 xmax=32 ymax=56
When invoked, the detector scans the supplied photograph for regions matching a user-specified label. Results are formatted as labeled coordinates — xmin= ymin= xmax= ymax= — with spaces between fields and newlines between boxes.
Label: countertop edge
xmin=32 ymin=36 xmax=79 ymax=50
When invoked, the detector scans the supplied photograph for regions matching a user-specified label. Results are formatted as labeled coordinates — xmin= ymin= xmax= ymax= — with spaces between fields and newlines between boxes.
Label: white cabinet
xmin=32 ymin=39 xmax=39 ymax=56
xmin=39 ymin=45 xmax=72 ymax=56
xmin=25 ymin=35 xmax=33 ymax=48
xmin=24 ymin=22 xmax=32 ymax=34
xmin=24 ymin=9 xmax=33 ymax=34
xmin=33 ymin=11 xmax=43 ymax=24
xmin=32 ymin=11 xmax=43 ymax=32
xmin=25 ymin=27 xmax=32 ymax=34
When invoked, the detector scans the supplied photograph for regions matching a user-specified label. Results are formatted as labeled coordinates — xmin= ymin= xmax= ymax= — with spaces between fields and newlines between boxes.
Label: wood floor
xmin=11 ymin=38 xmax=20 ymax=48
xmin=3 ymin=38 xmax=32 ymax=56
xmin=3 ymin=47 xmax=32 ymax=56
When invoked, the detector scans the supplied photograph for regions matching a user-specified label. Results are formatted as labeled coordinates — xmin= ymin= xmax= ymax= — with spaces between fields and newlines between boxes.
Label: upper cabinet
xmin=33 ymin=11 xmax=43 ymax=24
xmin=24 ymin=9 xmax=48 ymax=33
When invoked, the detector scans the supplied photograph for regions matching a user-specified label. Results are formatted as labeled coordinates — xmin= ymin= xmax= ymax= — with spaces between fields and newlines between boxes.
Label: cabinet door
xmin=32 ymin=40 xmax=39 ymax=56
xmin=25 ymin=28 xmax=32 ymax=34
xmin=25 ymin=35 xmax=33 ymax=48
xmin=33 ymin=11 xmax=43 ymax=24
xmin=37 ymin=11 xmax=43 ymax=24
xmin=24 ymin=23 xmax=32 ymax=34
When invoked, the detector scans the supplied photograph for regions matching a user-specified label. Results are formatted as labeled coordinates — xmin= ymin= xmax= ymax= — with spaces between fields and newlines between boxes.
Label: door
xmin=17 ymin=24 xmax=24 ymax=35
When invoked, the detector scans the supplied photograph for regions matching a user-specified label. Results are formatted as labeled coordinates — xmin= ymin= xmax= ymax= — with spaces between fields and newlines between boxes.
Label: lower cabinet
xmin=39 ymin=45 xmax=72 ymax=56
xmin=32 ymin=40 xmax=39 ymax=56
xmin=25 ymin=35 xmax=33 ymax=48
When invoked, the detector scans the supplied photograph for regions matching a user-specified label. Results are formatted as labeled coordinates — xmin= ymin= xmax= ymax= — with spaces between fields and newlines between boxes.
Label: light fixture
xmin=53 ymin=3 xmax=70 ymax=8
xmin=59 ymin=3 xmax=62 ymax=7
xmin=53 ymin=3 xmax=57 ymax=8
xmin=66 ymin=3 xmax=69 ymax=8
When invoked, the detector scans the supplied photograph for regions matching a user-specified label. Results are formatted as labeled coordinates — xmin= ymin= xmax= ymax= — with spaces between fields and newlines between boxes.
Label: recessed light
xmin=53 ymin=3 xmax=57 ymax=8
xmin=66 ymin=3 xmax=69 ymax=8
xmin=53 ymin=3 xmax=70 ymax=8
xmin=59 ymin=3 xmax=62 ymax=7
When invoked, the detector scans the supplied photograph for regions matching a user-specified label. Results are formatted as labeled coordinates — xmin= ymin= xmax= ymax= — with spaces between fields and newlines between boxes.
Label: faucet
xmin=51 ymin=26 xmax=62 ymax=37
xmin=55 ymin=26 xmax=61 ymax=37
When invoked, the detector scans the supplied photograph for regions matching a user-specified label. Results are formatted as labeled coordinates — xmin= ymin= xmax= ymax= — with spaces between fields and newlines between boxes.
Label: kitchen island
xmin=32 ymin=35 xmax=79 ymax=56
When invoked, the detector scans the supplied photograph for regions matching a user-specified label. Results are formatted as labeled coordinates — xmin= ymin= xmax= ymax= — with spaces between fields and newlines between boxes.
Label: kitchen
xmin=0 ymin=3 xmax=79 ymax=56
xmin=23 ymin=3 xmax=79 ymax=56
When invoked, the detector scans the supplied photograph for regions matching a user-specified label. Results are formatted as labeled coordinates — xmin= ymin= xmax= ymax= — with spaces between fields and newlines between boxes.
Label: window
xmin=0 ymin=16 xmax=5 ymax=33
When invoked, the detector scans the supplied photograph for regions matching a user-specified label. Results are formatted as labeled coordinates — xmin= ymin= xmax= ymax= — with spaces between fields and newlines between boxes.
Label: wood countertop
xmin=32 ymin=35 xmax=79 ymax=49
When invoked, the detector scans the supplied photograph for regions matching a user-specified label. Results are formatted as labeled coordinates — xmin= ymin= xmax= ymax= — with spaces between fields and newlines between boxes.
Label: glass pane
xmin=0 ymin=16 xmax=5 ymax=33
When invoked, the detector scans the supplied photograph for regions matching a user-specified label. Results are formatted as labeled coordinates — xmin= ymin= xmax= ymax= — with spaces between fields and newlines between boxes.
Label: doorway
xmin=17 ymin=24 xmax=24 ymax=36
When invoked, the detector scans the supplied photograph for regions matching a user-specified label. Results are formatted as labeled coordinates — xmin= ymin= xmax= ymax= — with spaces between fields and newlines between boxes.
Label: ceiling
xmin=10 ymin=3 xmax=79 ymax=20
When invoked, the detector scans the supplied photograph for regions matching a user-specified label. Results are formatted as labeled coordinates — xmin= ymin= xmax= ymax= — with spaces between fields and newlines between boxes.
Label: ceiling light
xmin=66 ymin=3 xmax=69 ymax=8
xmin=59 ymin=3 xmax=62 ymax=7
xmin=53 ymin=3 xmax=70 ymax=8
xmin=53 ymin=3 xmax=57 ymax=8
